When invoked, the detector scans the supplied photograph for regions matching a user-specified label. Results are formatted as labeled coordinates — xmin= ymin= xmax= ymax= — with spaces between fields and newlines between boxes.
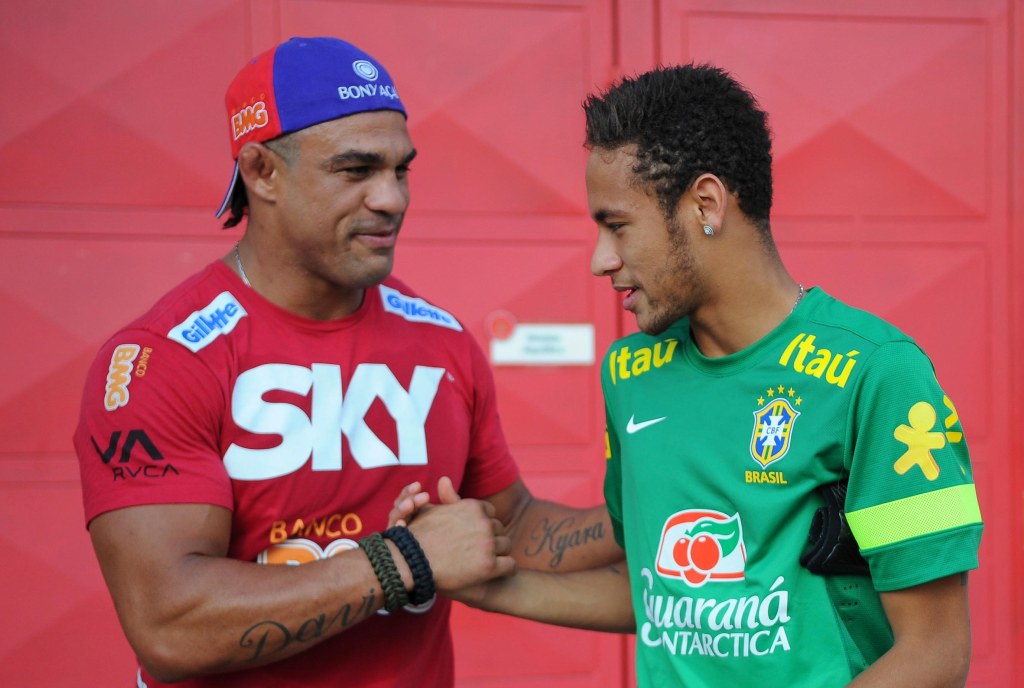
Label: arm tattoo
xmin=523 ymin=516 xmax=606 ymax=569
xmin=238 ymin=590 xmax=377 ymax=661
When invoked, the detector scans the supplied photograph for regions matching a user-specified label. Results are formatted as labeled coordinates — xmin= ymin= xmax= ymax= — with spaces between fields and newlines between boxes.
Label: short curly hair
xmin=583 ymin=64 xmax=773 ymax=233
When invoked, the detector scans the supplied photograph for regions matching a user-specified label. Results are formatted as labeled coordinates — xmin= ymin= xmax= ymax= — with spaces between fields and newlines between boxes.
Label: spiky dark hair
xmin=584 ymin=64 xmax=773 ymax=232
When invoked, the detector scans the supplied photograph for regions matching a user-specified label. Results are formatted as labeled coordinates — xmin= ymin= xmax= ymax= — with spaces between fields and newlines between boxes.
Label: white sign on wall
xmin=489 ymin=323 xmax=595 ymax=366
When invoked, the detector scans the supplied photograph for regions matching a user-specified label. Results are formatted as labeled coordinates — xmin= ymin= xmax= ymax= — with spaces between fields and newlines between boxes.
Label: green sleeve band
xmin=846 ymin=484 xmax=982 ymax=551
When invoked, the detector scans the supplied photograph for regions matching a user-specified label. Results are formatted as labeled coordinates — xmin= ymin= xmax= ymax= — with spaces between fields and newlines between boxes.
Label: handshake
xmin=367 ymin=477 xmax=631 ymax=633
xmin=372 ymin=477 xmax=516 ymax=608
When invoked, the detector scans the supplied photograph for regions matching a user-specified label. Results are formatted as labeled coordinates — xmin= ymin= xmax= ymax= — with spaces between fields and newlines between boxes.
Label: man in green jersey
xmin=394 ymin=63 xmax=982 ymax=687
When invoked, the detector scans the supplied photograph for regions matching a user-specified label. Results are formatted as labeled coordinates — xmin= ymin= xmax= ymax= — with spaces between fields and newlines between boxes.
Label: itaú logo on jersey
xmin=655 ymin=509 xmax=746 ymax=587
xmin=224 ymin=362 xmax=443 ymax=480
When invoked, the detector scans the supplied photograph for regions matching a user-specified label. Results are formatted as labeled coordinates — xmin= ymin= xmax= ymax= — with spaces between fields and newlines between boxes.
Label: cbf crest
xmin=750 ymin=385 xmax=802 ymax=468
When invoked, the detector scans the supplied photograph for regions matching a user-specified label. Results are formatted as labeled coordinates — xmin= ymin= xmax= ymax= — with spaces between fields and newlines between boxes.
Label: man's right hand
xmin=404 ymin=477 xmax=517 ymax=593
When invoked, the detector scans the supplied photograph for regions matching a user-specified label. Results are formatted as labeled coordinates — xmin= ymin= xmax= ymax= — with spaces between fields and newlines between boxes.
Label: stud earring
xmin=703 ymin=225 xmax=715 ymax=236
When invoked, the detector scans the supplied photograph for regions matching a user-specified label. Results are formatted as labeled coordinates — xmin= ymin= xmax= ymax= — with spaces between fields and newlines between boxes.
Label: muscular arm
xmin=90 ymin=504 xmax=382 ymax=681
xmin=847 ymin=574 xmax=971 ymax=688
xmin=91 ymin=499 xmax=513 ymax=682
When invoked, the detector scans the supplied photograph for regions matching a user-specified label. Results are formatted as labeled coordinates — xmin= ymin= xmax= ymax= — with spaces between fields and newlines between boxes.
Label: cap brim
xmin=215 ymin=160 xmax=241 ymax=218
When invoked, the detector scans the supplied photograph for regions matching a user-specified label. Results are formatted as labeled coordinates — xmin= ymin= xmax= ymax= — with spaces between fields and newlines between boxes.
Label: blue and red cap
xmin=216 ymin=36 xmax=406 ymax=217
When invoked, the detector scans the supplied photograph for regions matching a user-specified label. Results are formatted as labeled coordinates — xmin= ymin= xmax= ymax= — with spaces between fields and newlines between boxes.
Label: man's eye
xmin=396 ymin=165 xmax=412 ymax=179
xmin=342 ymin=166 xmax=371 ymax=177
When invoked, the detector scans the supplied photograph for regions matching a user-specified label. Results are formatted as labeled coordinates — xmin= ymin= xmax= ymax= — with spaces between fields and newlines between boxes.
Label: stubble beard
xmin=333 ymin=214 xmax=403 ymax=289
xmin=636 ymin=215 xmax=701 ymax=336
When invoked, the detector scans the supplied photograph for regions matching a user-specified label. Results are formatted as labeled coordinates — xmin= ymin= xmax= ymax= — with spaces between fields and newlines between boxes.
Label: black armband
xmin=799 ymin=481 xmax=870 ymax=576
xmin=360 ymin=532 xmax=409 ymax=612
xmin=384 ymin=525 xmax=436 ymax=606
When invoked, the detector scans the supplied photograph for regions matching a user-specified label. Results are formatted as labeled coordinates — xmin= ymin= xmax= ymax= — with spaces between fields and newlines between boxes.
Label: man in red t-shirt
xmin=74 ymin=36 xmax=621 ymax=688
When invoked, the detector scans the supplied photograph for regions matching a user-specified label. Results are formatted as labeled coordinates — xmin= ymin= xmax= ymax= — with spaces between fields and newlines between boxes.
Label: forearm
xmin=97 ymin=494 xmax=511 ymax=682
xmin=846 ymin=574 xmax=971 ymax=688
xmin=105 ymin=545 xmax=400 ymax=681
xmin=846 ymin=641 xmax=969 ymax=688
xmin=507 ymin=498 xmax=623 ymax=572
xmin=470 ymin=562 xmax=635 ymax=633
xmin=394 ymin=478 xmax=623 ymax=572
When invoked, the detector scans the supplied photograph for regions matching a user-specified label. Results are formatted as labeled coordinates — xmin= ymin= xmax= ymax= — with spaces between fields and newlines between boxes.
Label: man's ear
xmin=237 ymin=142 xmax=282 ymax=205
xmin=689 ymin=173 xmax=729 ymax=232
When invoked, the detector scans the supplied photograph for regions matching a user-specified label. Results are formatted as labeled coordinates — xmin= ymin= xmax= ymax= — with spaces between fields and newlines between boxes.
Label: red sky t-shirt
xmin=74 ymin=260 xmax=520 ymax=687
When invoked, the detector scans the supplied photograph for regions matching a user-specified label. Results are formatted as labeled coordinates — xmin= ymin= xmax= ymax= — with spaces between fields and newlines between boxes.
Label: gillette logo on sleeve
xmin=380 ymin=285 xmax=462 ymax=331
xmin=167 ymin=292 xmax=248 ymax=352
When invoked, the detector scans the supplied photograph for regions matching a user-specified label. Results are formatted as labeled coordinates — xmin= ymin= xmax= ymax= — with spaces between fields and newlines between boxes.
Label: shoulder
xmin=77 ymin=264 xmax=236 ymax=439
xmin=133 ymin=262 xmax=248 ymax=354
xmin=87 ymin=262 xmax=241 ymax=377
xmin=782 ymin=288 xmax=934 ymax=392
xmin=800 ymin=288 xmax=915 ymax=350
xmin=784 ymin=287 xmax=928 ymax=368
xmin=372 ymin=276 xmax=499 ymax=387
xmin=375 ymin=276 xmax=467 ymax=335
xmin=111 ymin=262 xmax=239 ymax=342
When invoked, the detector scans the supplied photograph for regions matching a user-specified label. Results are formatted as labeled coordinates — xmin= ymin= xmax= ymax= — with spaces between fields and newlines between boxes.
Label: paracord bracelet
xmin=359 ymin=532 xmax=409 ymax=612
xmin=384 ymin=526 xmax=436 ymax=606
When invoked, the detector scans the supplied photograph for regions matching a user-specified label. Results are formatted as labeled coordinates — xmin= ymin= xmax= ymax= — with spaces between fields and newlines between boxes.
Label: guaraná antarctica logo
xmin=655 ymin=509 xmax=747 ymax=587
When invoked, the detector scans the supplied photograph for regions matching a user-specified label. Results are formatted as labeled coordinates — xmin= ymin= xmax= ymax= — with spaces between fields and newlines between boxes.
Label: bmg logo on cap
xmin=231 ymin=101 xmax=269 ymax=141
xmin=217 ymin=37 xmax=408 ymax=218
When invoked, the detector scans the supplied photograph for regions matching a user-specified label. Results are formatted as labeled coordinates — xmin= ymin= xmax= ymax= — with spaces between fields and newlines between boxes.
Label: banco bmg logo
xmin=655 ymin=509 xmax=746 ymax=587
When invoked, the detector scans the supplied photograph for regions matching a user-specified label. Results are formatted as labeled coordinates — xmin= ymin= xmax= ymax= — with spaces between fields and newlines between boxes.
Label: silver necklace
xmin=234 ymin=242 xmax=252 ymax=288
xmin=790 ymin=283 xmax=805 ymax=313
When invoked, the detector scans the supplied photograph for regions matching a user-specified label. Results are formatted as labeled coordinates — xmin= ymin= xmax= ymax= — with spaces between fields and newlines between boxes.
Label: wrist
xmin=384 ymin=525 xmax=437 ymax=606
xmin=385 ymin=539 xmax=415 ymax=591
xmin=359 ymin=532 xmax=409 ymax=612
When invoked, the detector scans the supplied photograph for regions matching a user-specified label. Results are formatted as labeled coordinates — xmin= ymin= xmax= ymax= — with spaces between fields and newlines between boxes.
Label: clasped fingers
xmin=389 ymin=482 xmax=431 ymax=527
xmin=411 ymin=499 xmax=516 ymax=592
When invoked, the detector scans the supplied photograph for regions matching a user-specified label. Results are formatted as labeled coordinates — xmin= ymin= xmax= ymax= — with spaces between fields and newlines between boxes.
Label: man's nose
xmin=590 ymin=231 xmax=622 ymax=276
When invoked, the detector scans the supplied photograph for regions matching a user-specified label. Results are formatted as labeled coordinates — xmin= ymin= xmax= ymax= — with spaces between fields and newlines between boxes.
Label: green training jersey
xmin=602 ymin=287 xmax=982 ymax=687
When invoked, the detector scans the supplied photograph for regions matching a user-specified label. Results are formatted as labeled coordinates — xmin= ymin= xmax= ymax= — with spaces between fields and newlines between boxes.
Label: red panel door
xmin=0 ymin=1 xmax=625 ymax=686
xmin=1 ymin=2 xmax=255 ymax=684
xmin=2 ymin=1 xmax=1020 ymax=686
xmin=644 ymin=1 xmax=1019 ymax=685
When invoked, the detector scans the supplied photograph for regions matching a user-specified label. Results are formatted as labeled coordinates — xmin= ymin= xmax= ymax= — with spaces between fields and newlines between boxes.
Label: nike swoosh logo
xmin=626 ymin=414 xmax=667 ymax=434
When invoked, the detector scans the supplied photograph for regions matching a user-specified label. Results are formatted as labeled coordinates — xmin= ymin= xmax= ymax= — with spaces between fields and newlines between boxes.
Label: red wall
xmin=1 ymin=1 xmax=1019 ymax=685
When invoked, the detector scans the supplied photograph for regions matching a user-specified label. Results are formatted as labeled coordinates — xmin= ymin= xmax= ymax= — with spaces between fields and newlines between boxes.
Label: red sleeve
xmin=73 ymin=330 xmax=233 ymax=526
xmin=457 ymin=334 xmax=520 ymax=499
